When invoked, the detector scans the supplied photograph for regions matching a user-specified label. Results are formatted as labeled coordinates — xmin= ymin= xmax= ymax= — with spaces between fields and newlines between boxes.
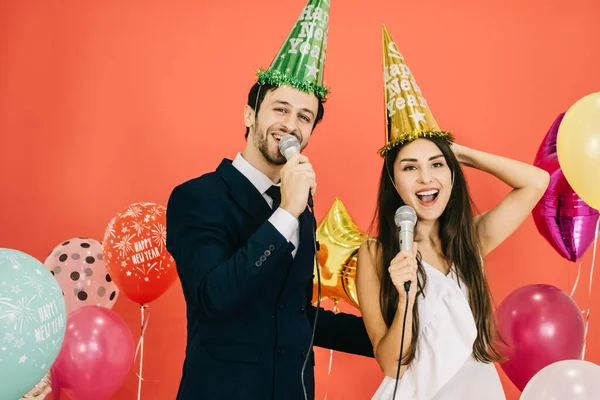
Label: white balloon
xmin=521 ymin=360 xmax=600 ymax=400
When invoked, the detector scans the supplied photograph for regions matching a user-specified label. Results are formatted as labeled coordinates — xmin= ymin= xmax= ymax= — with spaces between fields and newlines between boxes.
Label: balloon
xmin=50 ymin=366 xmax=61 ymax=400
xmin=533 ymin=112 xmax=599 ymax=261
xmin=313 ymin=198 xmax=370 ymax=309
xmin=0 ymin=249 xmax=66 ymax=400
xmin=44 ymin=238 xmax=119 ymax=313
xmin=50 ymin=306 xmax=134 ymax=400
xmin=103 ymin=202 xmax=178 ymax=304
xmin=557 ymin=92 xmax=600 ymax=209
xmin=19 ymin=371 xmax=50 ymax=399
xmin=497 ymin=284 xmax=585 ymax=391
xmin=521 ymin=360 xmax=600 ymax=399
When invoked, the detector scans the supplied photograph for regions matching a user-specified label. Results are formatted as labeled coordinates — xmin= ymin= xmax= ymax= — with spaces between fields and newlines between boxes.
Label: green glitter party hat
xmin=257 ymin=0 xmax=331 ymax=100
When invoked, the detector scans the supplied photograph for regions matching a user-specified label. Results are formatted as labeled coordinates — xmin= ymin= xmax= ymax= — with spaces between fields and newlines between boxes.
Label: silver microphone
xmin=394 ymin=205 xmax=417 ymax=252
xmin=278 ymin=134 xmax=313 ymax=208
xmin=394 ymin=205 xmax=417 ymax=291
xmin=278 ymin=134 xmax=301 ymax=160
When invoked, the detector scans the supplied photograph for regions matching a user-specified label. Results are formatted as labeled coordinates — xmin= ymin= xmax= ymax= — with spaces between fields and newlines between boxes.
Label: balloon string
xmin=323 ymin=349 xmax=333 ymax=400
xmin=21 ymin=372 xmax=50 ymax=398
xmin=323 ymin=300 xmax=340 ymax=400
xmin=581 ymin=217 xmax=599 ymax=359
xmin=569 ymin=261 xmax=582 ymax=297
xmin=134 ymin=304 xmax=155 ymax=400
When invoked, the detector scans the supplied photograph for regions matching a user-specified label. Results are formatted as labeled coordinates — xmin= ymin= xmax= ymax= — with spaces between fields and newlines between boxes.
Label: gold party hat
xmin=378 ymin=25 xmax=453 ymax=156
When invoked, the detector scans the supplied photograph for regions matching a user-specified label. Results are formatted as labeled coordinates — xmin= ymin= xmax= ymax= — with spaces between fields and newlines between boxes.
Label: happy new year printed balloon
xmin=102 ymin=202 xmax=178 ymax=305
xmin=0 ymin=249 xmax=66 ymax=400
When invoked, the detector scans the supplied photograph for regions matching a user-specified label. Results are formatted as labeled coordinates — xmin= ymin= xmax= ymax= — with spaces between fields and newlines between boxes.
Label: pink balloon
xmin=497 ymin=284 xmax=585 ymax=391
xmin=533 ymin=113 xmax=599 ymax=261
xmin=44 ymin=238 xmax=120 ymax=313
xmin=50 ymin=306 xmax=134 ymax=400
xmin=50 ymin=367 xmax=61 ymax=400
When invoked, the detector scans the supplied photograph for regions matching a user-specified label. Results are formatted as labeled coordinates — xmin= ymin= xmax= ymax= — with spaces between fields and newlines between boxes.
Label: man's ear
xmin=244 ymin=105 xmax=255 ymax=129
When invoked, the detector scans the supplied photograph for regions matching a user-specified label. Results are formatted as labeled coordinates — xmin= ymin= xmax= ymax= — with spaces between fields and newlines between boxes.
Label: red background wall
xmin=1 ymin=1 xmax=599 ymax=399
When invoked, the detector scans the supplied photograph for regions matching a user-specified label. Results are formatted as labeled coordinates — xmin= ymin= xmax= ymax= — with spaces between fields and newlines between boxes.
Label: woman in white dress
xmin=356 ymin=136 xmax=549 ymax=399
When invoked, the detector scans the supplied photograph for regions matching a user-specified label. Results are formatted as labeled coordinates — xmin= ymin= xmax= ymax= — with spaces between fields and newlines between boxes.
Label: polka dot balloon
xmin=44 ymin=238 xmax=119 ymax=314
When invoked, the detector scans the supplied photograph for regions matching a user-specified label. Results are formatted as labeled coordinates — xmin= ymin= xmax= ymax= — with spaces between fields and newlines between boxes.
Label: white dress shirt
xmin=232 ymin=153 xmax=300 ymax=257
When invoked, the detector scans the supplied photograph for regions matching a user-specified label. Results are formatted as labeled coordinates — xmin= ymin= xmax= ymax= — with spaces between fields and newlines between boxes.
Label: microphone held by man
xmin=278 ymin=134 xmax=316 ymax=213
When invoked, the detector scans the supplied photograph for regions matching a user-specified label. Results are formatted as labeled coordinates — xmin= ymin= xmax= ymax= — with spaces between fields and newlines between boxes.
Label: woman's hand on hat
xmin=451 ymin=142 xmax=463 ymax=158
xmin=451 ymin=143 xmax=474 ymax=167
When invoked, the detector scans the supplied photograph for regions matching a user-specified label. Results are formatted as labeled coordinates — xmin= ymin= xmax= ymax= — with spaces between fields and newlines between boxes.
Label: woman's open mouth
xmin=416 ymin=189 xmax=439 ymax=206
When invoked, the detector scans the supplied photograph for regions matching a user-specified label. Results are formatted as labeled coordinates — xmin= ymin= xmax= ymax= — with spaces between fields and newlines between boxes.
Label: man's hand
xmin=279 ymin=153 xmax=316 ymax=218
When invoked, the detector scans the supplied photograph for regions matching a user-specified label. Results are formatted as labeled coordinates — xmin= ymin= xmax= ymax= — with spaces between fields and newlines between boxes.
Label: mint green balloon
xmin=0 ymin=248 xmax=66 ymax=400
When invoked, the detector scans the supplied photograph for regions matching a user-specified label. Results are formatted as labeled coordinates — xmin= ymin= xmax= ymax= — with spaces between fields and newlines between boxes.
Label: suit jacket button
xmin=269 ymin=245 xmax=275 ymax=251
xmin=255 ymin=261 xmax=262 ymax=267
xmin=264 ymin=250 xmax=271 ymax=256
xmin=301 ymin=305 xmax=306 ymax=312
xmin=277 ymin=346 xmax=285 ymax=356
xmin=259 ymin=255 xmax=267 ymax=262
xmin=278 ymin=302 xmax=284 ymax=310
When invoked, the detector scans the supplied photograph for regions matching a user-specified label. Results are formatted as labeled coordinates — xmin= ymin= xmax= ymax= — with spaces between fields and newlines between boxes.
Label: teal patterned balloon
xmin=0 ymin=248 xmax=66 ymax=400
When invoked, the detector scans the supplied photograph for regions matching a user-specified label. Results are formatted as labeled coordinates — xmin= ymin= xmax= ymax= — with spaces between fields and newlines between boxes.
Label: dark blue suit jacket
xmin=166 ymin=159 xmax=373 ymax=400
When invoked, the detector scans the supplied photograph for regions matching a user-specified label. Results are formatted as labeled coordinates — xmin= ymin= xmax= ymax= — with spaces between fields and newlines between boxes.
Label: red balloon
xmin=497 ymin=284 xmax=585 ymax=391
xmin=50 ymin=306 xmax=134 ymax=400
xmin=103 ymin=202 xmax=178 ymax=304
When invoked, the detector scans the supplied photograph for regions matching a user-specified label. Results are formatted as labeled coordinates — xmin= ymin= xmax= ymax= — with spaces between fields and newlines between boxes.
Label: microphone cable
xmin=301 ymin=197 xmax=320 ymax=400
xmin=392 ymin=281 xmax=411 ymax=399
xmin=273 ymin=127 xmax=319 ymax=399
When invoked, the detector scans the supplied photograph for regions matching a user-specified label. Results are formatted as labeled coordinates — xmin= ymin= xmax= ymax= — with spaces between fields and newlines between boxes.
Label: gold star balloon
xmin=312 ymin=198 xmax=370 ymax=310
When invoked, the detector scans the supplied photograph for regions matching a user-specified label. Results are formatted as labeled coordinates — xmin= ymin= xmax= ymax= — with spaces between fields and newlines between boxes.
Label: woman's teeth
xmin=416 ymin=189 xmax=439 ymax=203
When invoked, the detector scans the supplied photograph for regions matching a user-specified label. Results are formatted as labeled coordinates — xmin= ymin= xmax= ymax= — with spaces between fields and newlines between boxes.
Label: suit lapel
xmin=216 ymin=159 xmax=273 ymax=225
xmin=216 ymin=158 xmax=316 ymax=265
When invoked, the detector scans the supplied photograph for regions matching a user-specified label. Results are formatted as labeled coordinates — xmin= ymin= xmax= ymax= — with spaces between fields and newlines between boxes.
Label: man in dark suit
xmin=166 ymin=1 xmax=373 ymax=399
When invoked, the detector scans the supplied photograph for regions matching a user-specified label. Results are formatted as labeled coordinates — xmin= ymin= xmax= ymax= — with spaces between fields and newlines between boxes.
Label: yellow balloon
xmin=557 ymin=92 xmax=600 ymax=210
xmin=311 ymin=198 xmax=371 ymax=310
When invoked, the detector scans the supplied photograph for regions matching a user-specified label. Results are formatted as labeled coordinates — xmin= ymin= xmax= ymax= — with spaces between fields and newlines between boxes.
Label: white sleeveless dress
xmin=371 ymin=261 xmax=506 ymax=400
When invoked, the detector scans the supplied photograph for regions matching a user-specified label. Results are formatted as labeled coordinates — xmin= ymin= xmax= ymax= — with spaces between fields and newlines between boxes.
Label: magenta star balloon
xmin=532 ymin=112 xmax=599 ymax=262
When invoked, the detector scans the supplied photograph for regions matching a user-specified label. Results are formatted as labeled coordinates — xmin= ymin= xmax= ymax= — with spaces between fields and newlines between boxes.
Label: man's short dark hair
xmin=245 ymin=82 xmax=325 ymax=139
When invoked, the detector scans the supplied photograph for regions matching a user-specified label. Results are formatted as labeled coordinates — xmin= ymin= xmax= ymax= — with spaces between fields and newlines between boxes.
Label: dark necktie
xmin=266 ymin=185 xmax=281 ymax=210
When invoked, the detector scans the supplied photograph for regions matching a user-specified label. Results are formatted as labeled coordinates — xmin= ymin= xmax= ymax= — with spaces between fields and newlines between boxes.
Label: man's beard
xmin=254 ymin=128 xmax=286 ymax=166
